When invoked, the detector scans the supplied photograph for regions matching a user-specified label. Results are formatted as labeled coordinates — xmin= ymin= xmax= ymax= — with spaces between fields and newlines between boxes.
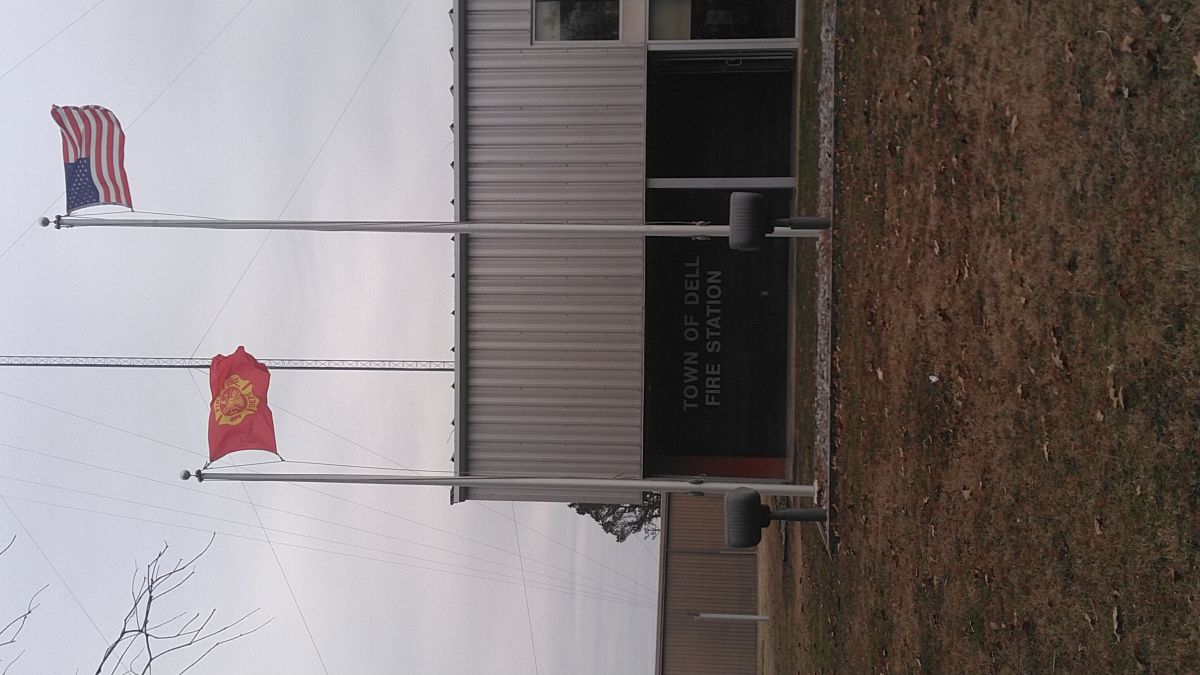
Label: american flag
xmin=50 ymin=105 xmax=132 ymax=214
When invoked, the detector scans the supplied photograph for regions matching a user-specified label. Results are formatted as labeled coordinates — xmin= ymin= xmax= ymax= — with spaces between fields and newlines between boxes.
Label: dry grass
xmin=764 ymin=1 xmax=1200 ymax=672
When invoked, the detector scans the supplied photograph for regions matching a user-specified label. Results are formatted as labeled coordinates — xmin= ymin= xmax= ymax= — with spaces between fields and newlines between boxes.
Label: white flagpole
xmin=44 ymin=216 xmax=828 ymax=239
xmin=181 ymin=469 xmax=818 ymax=499
xmin=0 ymin=355 xmax=451 ymax=371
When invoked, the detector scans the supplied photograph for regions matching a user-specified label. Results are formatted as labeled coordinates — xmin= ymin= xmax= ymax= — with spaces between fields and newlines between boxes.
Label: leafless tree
xmin=1 ymin=535 xmax=47 ymax=675
xmin=94 ymin=535 xmax=271 ymax=675
xmin=569 ymin=492 xmax=661 ymax=543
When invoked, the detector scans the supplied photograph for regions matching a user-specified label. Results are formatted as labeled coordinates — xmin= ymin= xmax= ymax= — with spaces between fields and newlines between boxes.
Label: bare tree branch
xmin=108 ymin=635 xmax=138 ymax=675
xmin=147 ymin=610 xmax=188 ymax=634
xmin=0 ymin=584 xmax=47 ymax=649
xmin=1 ymin=648 xmax=24 ymax=675
xmin=2 ymin=535 xmax=46 ymax=674
xmin=4 ymin=533 xmax=265 ymax=672
xmin=94 ymin=534 xmax=268 ymax=675
xmin=178 ymin=616 xmax=274 ymax=675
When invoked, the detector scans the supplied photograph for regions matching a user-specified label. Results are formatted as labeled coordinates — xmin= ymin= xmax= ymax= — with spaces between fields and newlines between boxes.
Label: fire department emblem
xmin=212 ymin=374 xmax=261 ymax=426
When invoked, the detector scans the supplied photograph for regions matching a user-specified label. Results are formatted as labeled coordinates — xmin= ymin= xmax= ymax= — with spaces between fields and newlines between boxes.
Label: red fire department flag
xmin=208 ymin=346 xmax=278 ymax=462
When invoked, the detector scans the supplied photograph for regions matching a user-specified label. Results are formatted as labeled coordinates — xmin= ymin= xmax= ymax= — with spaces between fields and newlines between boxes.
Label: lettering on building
xmin=681 ymin=257 xmax=722 ymax=410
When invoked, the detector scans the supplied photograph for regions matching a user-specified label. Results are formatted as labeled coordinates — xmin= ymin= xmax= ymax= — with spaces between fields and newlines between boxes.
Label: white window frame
xmin=532 ymin=0 xmax=623 ymax=44
xmin=645 ymin=0 xmax=800 ymax=48
xmin=646 ymin=177 xmax=796 ymax=190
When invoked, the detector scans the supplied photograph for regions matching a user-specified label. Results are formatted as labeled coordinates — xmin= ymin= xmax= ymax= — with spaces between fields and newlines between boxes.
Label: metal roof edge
xmin=450 ymin=0 xmax=469 ymax=505
xmin=452 ymin=0 xmax=467 ymax=224
xmin=654 ymin=493 xmax=669 ymax=675
xmin=451 ymin=234 xmax=469 ymax=504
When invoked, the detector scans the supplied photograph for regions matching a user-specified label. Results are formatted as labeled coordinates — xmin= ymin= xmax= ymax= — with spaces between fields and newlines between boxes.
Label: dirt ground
xmin=763 ymin=1 xmax=1200 ymax=673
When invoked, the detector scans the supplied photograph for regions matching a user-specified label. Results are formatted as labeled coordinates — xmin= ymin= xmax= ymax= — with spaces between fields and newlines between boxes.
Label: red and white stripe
xmin=50 ymin=105 xmax=132 ymax=209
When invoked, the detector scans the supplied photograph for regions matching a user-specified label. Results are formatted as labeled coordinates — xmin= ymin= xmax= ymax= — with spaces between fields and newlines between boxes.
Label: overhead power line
xmin=0 ymin=481 xmax=652 ymax=609
xmin=0 ymin=440 xmax=653 ymax=606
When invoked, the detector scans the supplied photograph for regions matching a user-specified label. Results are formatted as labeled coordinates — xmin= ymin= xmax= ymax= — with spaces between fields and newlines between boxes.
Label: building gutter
xmin=654 ymin=494 xmax=669 ymax=675
xmin=451 ymin=0 xmax=470 ymax=502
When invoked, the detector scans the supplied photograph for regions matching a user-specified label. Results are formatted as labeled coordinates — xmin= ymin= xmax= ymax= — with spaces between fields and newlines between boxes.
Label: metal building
xmin=656 ymin=493 xmax=760 ymax=675
xmin=451 ymin=0 xmax=807 ymax=503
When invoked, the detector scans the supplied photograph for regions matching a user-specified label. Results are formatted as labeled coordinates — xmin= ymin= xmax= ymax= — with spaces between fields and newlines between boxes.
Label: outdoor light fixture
xmin=724 ymin=487 xmax=827 ymax=548
xmin=728 ymin=191 xmax=832 ymax=252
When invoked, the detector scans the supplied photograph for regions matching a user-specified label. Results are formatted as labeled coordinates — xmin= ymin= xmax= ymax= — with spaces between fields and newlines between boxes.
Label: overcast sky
xmin=0 ymin=1 xmax=659 ymax=673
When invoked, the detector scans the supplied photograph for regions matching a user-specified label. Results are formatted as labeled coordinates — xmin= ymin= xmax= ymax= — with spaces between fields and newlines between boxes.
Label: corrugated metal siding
xmin=459 ymin=234 xmax=645 ymax=503
xmin=463 ymin=3 xmax=647 ymax=224
xmin=465 ymin=2 xmax=529 ymax=49
xmin=666 ymin=492 xmax=731 ymax=550
xmin=454 ymin=1 xmax=649 ymax=502
xmin=660 ymin=494 xmax=758 ymax=675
